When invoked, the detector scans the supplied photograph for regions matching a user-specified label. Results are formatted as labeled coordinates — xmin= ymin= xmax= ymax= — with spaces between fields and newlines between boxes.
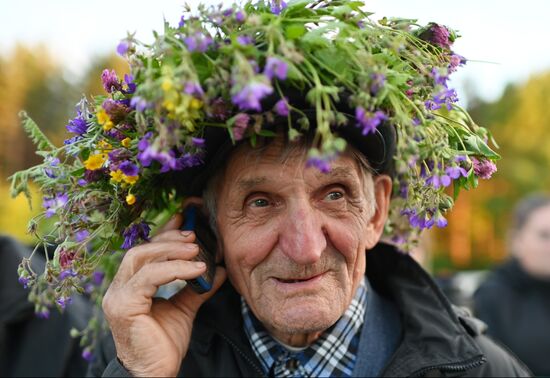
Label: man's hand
xmin=102 ymin=213 xmax=227 ymax=377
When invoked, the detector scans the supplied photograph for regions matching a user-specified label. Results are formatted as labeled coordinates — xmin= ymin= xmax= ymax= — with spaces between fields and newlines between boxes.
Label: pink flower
xmin=472 ymin=157 xmax=497 ymax=179
xmin=233 ymin=113 xmax=250 ymax=141
xmin=419 ymin=23 xmax=452 ymax=49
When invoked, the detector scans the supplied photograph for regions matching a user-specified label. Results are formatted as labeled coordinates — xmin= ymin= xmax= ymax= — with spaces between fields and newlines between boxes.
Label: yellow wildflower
xmin=163 ymin=98 xmax=176 ymax=112
xmin=123 ymin=175 xmax=139 ymax=185
xmin=162 ymin=79 xmax=173 ymax=92
xmin=126 ymin=194 xmax=136 ymax=205
xmin=103 ymin=121 xmax=114 ymax=131
xmin=109 ymin=170 xmax=124 ymax=183
xmin=84 ymin=154 xmax=106 ymax=171
xmin=97 ymin=109 xmax=114 ymax=131
xmin=121 ymin=137 xmax=131 ymax=148
xmin=98 ymin=140 xmax=113 ymax=152
xmin=190 ymin=98 xmax=203 ymax=110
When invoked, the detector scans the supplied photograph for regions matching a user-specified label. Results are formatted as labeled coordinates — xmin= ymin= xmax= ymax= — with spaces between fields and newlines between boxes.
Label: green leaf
xmin=8 ymin=170 xmax=32 ymax=208
xmin=314 ymin=47 xmax=349 ymax=75
xmin=464 ymin=135 xmax=500 ymax=159
xmin=257 ymin=129 xmax=277 ymax=137
xmin=71 ymin=168 xmax=86 ymax=177
xmin=19 ymin=111 xmax=55 ymax=151
xmin=301 ymin=29 xmax=331 ymax=49
xmin=192 ymin=54 xmax=214 ymax=83
xmin=285 ymin=24 xmax=307 ymax=40
xmin=331 ymin=5 xmax=354 ymax=18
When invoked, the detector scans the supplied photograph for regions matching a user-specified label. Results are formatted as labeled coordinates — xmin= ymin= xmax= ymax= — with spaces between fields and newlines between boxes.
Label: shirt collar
xmin=242 ymin=277 xmax=367 ymax=377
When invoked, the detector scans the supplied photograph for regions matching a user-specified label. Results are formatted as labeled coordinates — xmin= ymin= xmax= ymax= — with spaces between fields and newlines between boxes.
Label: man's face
xmin=514 ymin=204 xmax=550 ymax=278
xmin=215 ymin=139 xmax=390 ymax=343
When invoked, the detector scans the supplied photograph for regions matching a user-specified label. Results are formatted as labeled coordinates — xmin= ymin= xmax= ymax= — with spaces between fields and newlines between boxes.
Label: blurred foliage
xmin=0 ymin=44 xmax=129 ymax=241
xmin=0 ymin=183 xmax=43 ymax=243
xmin=432 ymin=72 xmax=550 ymax=272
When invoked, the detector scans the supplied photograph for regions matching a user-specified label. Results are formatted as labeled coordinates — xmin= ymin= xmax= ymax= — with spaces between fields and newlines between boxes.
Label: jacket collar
xmin=366 ymin=242 xmax=485 ymax=376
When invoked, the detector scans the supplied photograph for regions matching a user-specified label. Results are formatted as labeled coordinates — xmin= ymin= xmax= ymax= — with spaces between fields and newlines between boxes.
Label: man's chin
xmin=257 ymin=297 xmax=344 ymax=337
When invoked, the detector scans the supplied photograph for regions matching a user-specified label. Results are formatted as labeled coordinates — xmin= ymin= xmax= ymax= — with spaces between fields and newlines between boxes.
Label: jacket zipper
xmin=218 ymin=332 xmax=267 ymax=377
xmin=409 ymin=356 xmax=486 ymax=377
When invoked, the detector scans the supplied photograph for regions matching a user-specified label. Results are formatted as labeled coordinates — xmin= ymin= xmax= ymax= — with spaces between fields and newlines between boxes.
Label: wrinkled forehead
xmin=222 ymin=136 xmax=368 ymax=186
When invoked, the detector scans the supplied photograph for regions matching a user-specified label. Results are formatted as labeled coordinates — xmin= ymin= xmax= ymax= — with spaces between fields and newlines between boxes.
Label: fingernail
xmin=181 ymin=230 xmax=192 ymax=237
xmin=194 ymin=261 xmax=206 ymax=269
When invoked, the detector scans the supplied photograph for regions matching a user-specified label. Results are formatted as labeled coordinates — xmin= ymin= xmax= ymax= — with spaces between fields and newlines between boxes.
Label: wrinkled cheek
xmin=223 ymin=237 xmax=274 ymax=297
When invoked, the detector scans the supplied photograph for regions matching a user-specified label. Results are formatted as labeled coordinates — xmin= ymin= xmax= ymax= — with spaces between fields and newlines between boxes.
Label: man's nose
xmin=278 ymin=201 xmax=327 ymax=264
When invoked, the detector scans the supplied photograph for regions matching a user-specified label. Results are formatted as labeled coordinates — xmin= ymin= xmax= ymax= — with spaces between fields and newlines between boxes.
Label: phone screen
xmin=181 ymin=205 xmax=217 ymax=294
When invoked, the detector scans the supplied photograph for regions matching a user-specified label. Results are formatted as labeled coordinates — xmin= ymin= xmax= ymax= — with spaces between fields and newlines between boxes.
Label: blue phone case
xmin=182 ymin=205 xmax=216 ymax=293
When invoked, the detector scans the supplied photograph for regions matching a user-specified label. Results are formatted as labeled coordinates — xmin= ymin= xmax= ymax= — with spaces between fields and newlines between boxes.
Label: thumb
xmin=171 ymin=266 xmax=227 ymax=315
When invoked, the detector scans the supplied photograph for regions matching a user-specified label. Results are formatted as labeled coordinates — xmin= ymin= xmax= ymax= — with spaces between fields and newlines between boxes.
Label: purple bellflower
xmin=75 ymin=229 xmax=90 ymax=242
xmin=121 ymin=222 xmax=151 ymax=250
xmin=56 ymin=296 xmax=72 ymax=310
xmin=184 ymin=32 xmax=213 ymax=53
xmin=117 ymin=40 xmax=129 ymax=56
xmin=370 ymin=73 xmax=386 ymax=95
xmin=184 ymin=82 xmax=204 ymax=97
xmin=264 ymin=57 xmax=288 ymax=80
xmin=18 ymin=276 xmax=30 ymax=289
xmin=274 ymin=97 xmax=289 ymax=116
xmin=235 ymin=10 xmax=246 ymax=22
xmin=270 ymin=0 xmax=288 ymax=15
xmin=59 ymin=269 xmax=78 ymax=281
xmin=66 ymin=114 xmax=88 ymax=135
xmin=82 ymin=348 xmax=94 ymax=362
xmin=43 ymin=193 xmax=69 ymax=218
xmin=231 ymin=81 xmax=273 ymax=111
xmin=306 ymin=156 xmax=332 ymax=173
xmin=191 ymin=137 xmax=205 ymax=148
xmin=130 ymin=96 xmax=151 ymax=112
xmin=175 ymin=153 xmax=204 ymax=170
xmin=36 ymin=308 xmax=50 ymax=319
xmin=237 ymin=35 xmax=254 ymax=46
xmin=119 ymin=161 xmax=139 ymax=176
xmin=355 ymin=107 xmax=387 ymax=135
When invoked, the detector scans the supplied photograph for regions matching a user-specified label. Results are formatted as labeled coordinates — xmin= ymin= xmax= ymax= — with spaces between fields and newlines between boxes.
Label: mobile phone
xmin=181 ymin=205 xmax=217 ymax=294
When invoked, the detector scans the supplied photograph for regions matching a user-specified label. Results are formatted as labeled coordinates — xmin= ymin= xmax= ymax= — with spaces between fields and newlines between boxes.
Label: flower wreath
xmin=10 ymin=0 xmax=499 ymax=358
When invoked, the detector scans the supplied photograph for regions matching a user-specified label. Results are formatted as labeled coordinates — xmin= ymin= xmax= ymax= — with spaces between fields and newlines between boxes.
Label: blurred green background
xmin=2 ymin=0 xmax=550 ymax=273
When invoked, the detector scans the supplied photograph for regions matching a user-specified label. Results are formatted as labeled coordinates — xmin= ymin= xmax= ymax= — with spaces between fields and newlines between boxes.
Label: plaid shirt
xmin=242 ymin=277 xmax=367 ymax=377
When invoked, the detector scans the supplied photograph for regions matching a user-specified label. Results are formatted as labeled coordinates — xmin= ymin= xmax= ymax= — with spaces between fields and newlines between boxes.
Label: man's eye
xmin=250 ymin=198 xmax=270 ymax=207
xmin=326 ymin=191 xmax=344 ymax=201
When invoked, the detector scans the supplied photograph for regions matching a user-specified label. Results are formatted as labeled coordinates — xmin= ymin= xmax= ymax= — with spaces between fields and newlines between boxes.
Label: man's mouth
xmin=278 ymin=278 xmax=309 ymax=283
xmin=275 ymin=273 xmax=324 ymax=284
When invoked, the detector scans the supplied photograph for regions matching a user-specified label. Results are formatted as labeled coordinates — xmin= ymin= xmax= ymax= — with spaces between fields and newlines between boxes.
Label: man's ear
xmin=365 ymin=174 xmax=392 ymax=248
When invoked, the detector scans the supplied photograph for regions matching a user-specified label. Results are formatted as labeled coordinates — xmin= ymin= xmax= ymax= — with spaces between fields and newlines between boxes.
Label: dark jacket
xmin=474 ymin=258 xmax=550 ymax=376
xmin=91 ymin=243 xmax=531 ymax=377
xmin=0 ymin=235 xmax=92 ymax=377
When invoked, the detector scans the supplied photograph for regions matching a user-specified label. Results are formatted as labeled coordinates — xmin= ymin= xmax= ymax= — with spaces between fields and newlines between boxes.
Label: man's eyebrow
xmin=315 ymin=166 xmax=358 ymax=181
xmin=236 ymin=176 xmax=269 ymax=191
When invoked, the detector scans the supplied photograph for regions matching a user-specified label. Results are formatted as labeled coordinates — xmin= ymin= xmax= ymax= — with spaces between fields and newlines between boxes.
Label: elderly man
xmin=13 ymin=1 xmax=531 ymax=377
xmin=88 ymin=129 xmax=529 ymax=377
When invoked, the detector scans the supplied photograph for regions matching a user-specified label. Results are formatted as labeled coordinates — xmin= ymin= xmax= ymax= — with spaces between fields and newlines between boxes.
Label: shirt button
xmin=285 ymin=358 xmax=299 ymax=371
